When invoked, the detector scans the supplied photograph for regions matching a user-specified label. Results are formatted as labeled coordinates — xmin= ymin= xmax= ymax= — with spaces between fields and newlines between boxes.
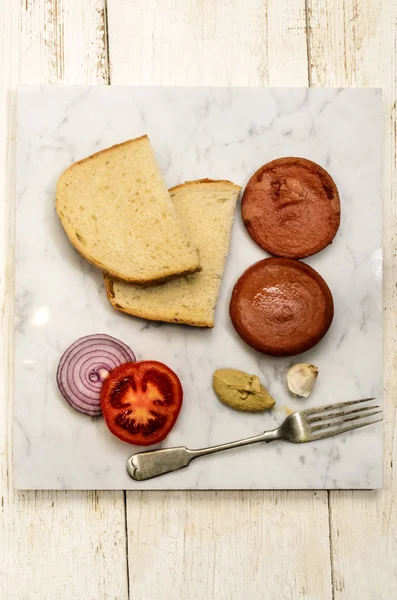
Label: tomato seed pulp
xmin=100 ymin=361 xmax=183 ymax=446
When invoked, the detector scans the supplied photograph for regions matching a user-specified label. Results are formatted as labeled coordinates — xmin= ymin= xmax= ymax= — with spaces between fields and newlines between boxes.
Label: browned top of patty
xmin=242 ymin=157 xmax=341 ymax=258
xmin=229 ymin=257 xmax=334 ymax=356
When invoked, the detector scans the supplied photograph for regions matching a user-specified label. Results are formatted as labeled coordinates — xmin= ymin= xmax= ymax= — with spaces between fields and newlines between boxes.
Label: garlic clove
xmin=287 ymin=363 xmax=319 ymax=398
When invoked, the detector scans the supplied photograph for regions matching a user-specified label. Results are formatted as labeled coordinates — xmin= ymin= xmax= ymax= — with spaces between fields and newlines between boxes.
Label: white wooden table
xmin=0 ymin=2 xmax=395 ymax=598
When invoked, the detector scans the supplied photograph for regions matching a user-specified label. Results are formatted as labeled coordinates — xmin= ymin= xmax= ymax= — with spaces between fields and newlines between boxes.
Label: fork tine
xmin=307 ymin=404 xmax=380 ymax=424
xmin=304 ymin=397 xmax=376 ymax=417
xmin=310 ymin=410 xmax=382 ymax=433
xmin=311 ymin=418 xmax=382 ymax=440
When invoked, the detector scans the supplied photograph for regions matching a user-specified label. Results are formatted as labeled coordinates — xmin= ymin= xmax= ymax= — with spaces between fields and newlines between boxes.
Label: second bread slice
xmin=56 ymin=135 xmax=200 ymax=284
xmin=105 ymin=179 xmax=241 ymax=327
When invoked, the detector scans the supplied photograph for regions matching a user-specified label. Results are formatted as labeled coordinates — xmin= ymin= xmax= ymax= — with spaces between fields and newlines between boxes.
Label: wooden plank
xmin=20 ymin=0 xmax=109 ymax=84
xmin=308 ymin=1 xmax=397 ymax=598
xmin=108 ymin=0 xmax=308 ymax=86
xmin=127 ymin=490 xmax=331 ymax=599
xmin=107 ymin=1 xmax=333 ymax=598
xmin=0 ymin=2 xmax=128 ymax=599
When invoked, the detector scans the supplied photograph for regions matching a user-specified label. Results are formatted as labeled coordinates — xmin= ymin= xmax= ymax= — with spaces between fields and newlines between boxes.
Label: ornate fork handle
xmin=127 ymin=430 xmax=280 ymax=481
xmin=126 ymin=398 xmax=381 ymax=481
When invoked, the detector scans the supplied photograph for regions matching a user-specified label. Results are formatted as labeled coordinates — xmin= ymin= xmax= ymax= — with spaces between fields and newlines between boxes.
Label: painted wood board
xmin=308 ymin=0 xmax=397 ymax=597
xmin=0 ymin=3 xmax=129 ymax=599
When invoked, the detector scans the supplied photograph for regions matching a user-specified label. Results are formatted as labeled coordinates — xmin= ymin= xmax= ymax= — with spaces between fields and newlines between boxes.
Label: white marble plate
xmin=14 ymin=86 xmax=382 ymax=490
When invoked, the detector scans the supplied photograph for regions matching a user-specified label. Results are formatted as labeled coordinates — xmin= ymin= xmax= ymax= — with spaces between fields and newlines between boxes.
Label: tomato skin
xmin=100 ymin=360 xmax=183 ymax=446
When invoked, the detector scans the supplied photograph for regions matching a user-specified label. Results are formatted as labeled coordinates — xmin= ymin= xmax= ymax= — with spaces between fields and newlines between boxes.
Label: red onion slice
xmin=57 ymin=334 xmax=136 ymax=416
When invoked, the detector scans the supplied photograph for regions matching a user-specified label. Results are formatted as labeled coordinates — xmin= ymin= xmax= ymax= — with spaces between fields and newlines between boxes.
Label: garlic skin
xmin=287 ymin=364 xmax=319 ymax=398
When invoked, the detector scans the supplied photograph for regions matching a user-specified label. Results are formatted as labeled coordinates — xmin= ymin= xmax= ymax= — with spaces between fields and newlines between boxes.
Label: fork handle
xmin=127 ymin=429 xmax=279 ymax=481
xmin=127 ymin=447 xmax=195 ymax=481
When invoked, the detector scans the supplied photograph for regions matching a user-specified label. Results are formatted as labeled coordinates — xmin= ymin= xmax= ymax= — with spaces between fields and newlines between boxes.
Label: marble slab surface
xmin=14 ymin=86 xmax=382 ymax=489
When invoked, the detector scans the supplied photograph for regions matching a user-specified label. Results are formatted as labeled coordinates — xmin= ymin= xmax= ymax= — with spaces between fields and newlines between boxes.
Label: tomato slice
xmin=100 ymin=361 xmax=183 ymax=446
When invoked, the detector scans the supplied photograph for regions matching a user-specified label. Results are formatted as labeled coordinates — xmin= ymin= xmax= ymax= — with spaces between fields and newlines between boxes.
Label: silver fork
xmin=126 ymin=398 xmax=381 ymax=481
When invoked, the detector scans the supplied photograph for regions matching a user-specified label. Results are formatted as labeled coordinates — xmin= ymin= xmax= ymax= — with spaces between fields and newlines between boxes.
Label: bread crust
xmin=104 ymin=275 xmax=214 ymax=328
xmin=59 ymin=136 xmax=149 ymax=176
xmin=242 ymin=157 xmax=340 ymax=259
xmin=169 ymin=179 xmax=241 ymax=194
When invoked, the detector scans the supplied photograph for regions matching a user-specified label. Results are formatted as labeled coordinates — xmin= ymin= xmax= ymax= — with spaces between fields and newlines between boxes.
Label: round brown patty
xmin=229 ymin=257 xmax=334 ymax=356
xmin=242 ymin=157 xmax=341 ymax=258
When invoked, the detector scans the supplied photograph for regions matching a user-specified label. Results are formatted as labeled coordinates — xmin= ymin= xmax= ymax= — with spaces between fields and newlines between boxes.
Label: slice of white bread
xmin=105 ymin=179 xmax=241 ymax=327
xmin=56 ymin=136 xmax=200 ymax=284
